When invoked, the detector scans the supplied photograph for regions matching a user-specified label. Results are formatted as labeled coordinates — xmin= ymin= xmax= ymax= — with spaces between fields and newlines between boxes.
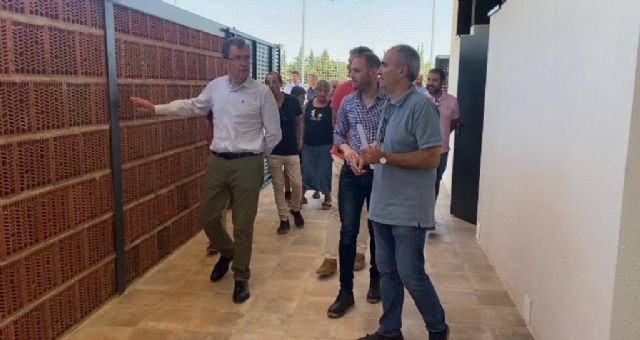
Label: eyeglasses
xmin=228 ymin=55 xmax=251 ymax=62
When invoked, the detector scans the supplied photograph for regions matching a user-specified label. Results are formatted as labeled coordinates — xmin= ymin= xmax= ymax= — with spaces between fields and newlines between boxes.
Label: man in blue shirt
xmin=283 ymin=70 xmax=305 ymax=94
xmin=360 ymin=45 xmax=449 ymax=340
xmin=414 ymin=74 xmax=428 ymax=94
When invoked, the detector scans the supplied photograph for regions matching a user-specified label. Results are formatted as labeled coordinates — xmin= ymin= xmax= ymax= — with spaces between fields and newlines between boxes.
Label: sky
xmin=164 ymin=0 xmax=454 ymax=63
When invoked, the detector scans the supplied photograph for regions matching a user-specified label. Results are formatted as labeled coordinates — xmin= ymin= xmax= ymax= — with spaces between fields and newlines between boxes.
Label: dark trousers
xmin=373 ymin=221 xmax=446 ymax=335
xmin=338 ymin=164 xmax=379 ymax=294
xmin=435 ymin=152 xmax=449 ymax=198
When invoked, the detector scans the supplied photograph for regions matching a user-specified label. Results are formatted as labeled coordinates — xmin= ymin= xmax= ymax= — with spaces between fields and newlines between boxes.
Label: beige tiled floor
xmin=63 ymin=187 xmax=534 ymax=340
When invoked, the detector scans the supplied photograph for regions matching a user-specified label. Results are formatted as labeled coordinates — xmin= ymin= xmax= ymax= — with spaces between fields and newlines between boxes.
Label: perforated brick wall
xmin=0 ymin=1 xmax=223 ymax=338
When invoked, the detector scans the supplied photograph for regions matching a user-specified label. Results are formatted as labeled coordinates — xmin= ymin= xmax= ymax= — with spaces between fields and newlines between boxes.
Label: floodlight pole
xmin=429 ymin=0 xmax=436 ymax=65
xmin=301 ymin=0 xmax=306 ymax=82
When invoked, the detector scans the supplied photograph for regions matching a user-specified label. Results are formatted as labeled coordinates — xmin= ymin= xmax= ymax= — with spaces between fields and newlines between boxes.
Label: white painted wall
xmin=610 ymin=38 xmax=640 ymax=340
xmin=478 ymin=1 xmax=640 ymax=339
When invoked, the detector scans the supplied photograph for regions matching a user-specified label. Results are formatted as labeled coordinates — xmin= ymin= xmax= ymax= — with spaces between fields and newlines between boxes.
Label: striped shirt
xmin=334 ymin=90 xmax=387 ymax=153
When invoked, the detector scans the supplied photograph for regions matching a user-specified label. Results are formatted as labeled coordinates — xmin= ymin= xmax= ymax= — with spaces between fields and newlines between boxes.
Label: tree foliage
xmin=280 ymin=47 xmax=349 ymax=82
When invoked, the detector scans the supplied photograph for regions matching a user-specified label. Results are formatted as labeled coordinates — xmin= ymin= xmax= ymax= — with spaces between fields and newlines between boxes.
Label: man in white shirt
xmin=130 ymin=37 xmax=281 ymax=304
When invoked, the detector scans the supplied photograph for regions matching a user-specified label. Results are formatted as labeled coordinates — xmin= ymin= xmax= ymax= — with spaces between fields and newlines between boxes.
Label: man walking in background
xmin=414 ymin=74 xmax=427 ymax=94
xmin=306 ymin=73 xmax=318 ymax=101
xmin=426 ymin=68 xmax=459 ymax=202
xmin=426 ymin=68 xmax=460 ymax=231
xmin=284 ymin=69 xmax=305 ymax=94
xmin=265 ymin=72 xmax=305 ymax=235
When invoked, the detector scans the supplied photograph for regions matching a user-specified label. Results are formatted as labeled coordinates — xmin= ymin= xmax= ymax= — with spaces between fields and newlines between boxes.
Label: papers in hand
xmin=356 ymin=124 xmax=376 ymax=170
xmin=356 ymin=124 xmax=369 ymax=149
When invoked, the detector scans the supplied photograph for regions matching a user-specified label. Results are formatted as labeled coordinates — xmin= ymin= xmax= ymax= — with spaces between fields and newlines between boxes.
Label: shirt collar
xmin=426 ymin=90 xmax=446 ymax=102
xmin=390 ymin=86 xmax=417 ymax=107
xmin=226 ymin=76 xmax=253 ymax=91
xmin=355 ymin=87 xmax=387 ymax=105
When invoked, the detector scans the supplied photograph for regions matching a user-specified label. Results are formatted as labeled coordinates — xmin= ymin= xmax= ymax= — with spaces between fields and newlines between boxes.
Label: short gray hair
xmin=222 ymin=37 xmax=251 ymax=59
xmin=393 ymin=44 xmax=420 ymax=82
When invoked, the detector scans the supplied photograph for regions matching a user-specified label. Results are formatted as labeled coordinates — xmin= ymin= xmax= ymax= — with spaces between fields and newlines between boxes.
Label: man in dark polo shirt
xmin=265 ymin=72 xmax=305 ymax=234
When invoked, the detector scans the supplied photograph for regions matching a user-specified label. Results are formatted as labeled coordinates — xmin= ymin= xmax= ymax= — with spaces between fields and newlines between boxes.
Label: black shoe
xmin=284 ymin=190 xmax=292 ymax=201
xmin=357 ymin=331 xmax=404 ymax=340
xmin=327 ymin=291 xmax=354 ymax=318
xmin=428 ymin=324 xmax=449 ymax=340
xmin=277 ymin=219 xmax=291 ymax=234
xmin=290 ymin=209 xmax=305 ymax=228
xmin=210 ymin=256 xmax=232 ymax=282
xmin=366 ymin=279 xmax=381 ymax=303
xmin=232 ymin=280 xmax=250 ymax=304
xmin=427 ymin=219 xmax=437 ymax=231
xmin=206 ymin=242 xmax=219 ymax=256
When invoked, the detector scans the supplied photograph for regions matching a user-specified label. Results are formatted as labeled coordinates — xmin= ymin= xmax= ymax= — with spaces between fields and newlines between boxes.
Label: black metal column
xmin=103 ymin=0 xmax=126 ymax=294
xmin=450 ymin=32 xmax=489 ymax=224
xmin=268 ymin=46 xmax=274 ymax=74
xmin=251 ymin=40 xmax=258 ymax=80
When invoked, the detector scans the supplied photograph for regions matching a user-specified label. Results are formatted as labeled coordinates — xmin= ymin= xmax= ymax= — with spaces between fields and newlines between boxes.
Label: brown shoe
xmin=206 ymin=242 xmax=219 ymax=256
xmin=354 ymin=252 xmax=366 ymax=271
xmin=316 ymin=258 xmax=337 ymax=276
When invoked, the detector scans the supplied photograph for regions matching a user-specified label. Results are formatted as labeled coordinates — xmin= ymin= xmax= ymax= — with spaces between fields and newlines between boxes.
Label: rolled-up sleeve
xmin=452 ymin=98 xmax=460 ymax=120
xmin=155 ymin=81 xmax=214 ymax=116
xmin=261 ymin=87 xmax=282 ymax=154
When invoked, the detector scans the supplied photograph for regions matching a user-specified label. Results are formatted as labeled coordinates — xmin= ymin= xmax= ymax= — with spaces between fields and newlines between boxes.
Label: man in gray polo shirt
xmin=360 ymin=45 xmax=448 ymax=340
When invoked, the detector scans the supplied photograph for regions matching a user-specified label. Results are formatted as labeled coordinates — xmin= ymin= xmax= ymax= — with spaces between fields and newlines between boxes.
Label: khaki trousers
xmin=267 ymin=154 xmax=303 ymax=220
xmin=200 ymin=154 xmax=263 ymax=282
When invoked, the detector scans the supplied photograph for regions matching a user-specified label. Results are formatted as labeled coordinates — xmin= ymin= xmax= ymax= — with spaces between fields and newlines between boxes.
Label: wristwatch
xmin=379 ymin=154 xmax=388 ymax=165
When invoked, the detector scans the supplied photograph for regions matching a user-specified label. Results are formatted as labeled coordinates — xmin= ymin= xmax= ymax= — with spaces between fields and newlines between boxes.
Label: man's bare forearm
xmin=385 ymin=147 xmax=441 ymax=169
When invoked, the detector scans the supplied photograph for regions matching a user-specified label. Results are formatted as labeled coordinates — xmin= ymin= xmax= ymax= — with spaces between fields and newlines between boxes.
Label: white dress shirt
xmin=155 ymin=76 xmax=282 ymax=154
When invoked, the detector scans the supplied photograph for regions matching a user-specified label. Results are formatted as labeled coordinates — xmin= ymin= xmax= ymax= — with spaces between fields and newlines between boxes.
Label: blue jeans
xmin=338 ymin=164 xmax=379 ymax=294
xmin=373 ymin=221 xmax=446 ymax=335
xmin=435 ymin=152 xmax=448 ymax=199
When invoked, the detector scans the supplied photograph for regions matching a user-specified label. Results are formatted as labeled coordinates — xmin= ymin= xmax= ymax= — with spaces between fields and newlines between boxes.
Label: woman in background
xmin=300 ymin=80 xmax=333 ymax=209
